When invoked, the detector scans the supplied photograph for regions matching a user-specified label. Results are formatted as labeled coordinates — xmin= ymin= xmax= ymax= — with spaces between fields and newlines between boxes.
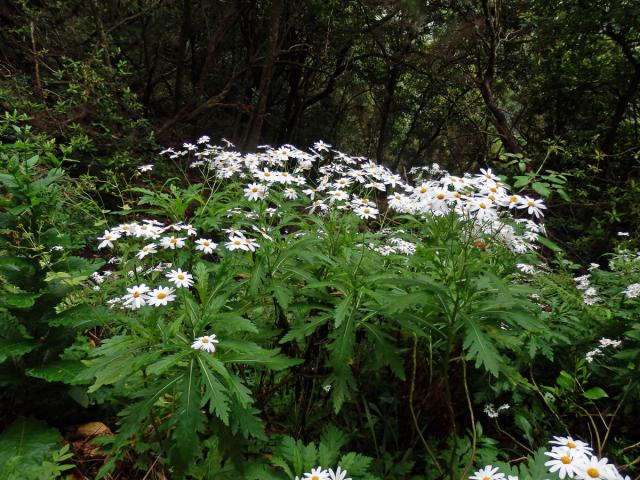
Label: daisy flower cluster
xmin=158 ymin=139 xmax=546 ymax=255
xmin=94 ymin=219 xmax=268 ymax=308
xmin=622 ymin=282 xmax=640 ymax=299
xmin=483 ymin=403 xmax=510 ymax=418
xmin=470 ymin=436 xmax=630 ymax=480
xmin=585 ymin=337 xmax=622 ymax=363
xmin=574 ymin=275 xmax=600 ymax=306
xmin=295 ymin=466 xmax=351 ymax=480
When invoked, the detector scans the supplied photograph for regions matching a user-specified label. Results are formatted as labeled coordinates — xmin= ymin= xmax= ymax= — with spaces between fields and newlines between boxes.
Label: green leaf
xmin=0 ymin=417 xmax=63 ymax=480
xmin=334 ymin=293 xmax=353 ymax=328
xmin=513 ymin=175 xmax=531 ymax=188
xmin=49 ymin=304 xmax=110 ymax=330
xmin=338 ymin=452 xmax=373 ymax=475
xmin=170 ymin=359 xmax=205 ymax=475
xmin=556 ymin=371 xmax=575 ymax=391
xmin=531 ymin=181 xmax=551 ymax=197
xmin=319 ymin=426 xmax=349 ymax=466
xmin=146 ymin=351 xmax=190 ymax=376
xmin=583 ymin=387 xmax=608 ymax=400
xmin=463 ymin=317 xmax=501 ymax=377
xmin=272 ymin=281 xmax=293 ymax=310
xmin=197 ymin=354 xmax=230 ymax=425
xmin=27 ymin=360 xmax=85 ymax=384
xmin=0 ymin=291 xmax=37 ymax=309
xmin=280 ymin=315 xmax=330 ymax=343
xmin=0 ymin=323 xmax=35 ymax=363
xmin=221 ymin=346 xmax=302 ymax=371
xmin=536 ymin=235 xmax=562 ymax=252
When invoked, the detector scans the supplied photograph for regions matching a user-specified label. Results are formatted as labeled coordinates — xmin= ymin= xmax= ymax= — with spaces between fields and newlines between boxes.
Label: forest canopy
xmin=1 ymin=0 xmax=639 ymax=258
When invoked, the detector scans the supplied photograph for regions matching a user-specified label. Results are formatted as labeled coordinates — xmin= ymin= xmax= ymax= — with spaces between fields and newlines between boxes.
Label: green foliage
xmin=0 ymin=417 xmax=74 ymax=480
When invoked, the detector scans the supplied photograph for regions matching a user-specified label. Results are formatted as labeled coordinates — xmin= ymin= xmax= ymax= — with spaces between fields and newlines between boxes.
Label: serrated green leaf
xmin=0 ymin=417 xmax=63 ymax=480
xmin=334 ymin=293 xmax=352 ymax=328
xmin=170 ymin=359 xmax=205 ymax=475
xmin=338 ymin=452 xmax=373 ymax=475
xmin=272 ymin=281 xmax=293 ymax=310
xmin=27 ymin=360 xmax=85 ymax=384
xmin=280 ymin=315 xmax=330 ymax=343
xmin=463 ymin=317 xmax=501 ymax=377
xmin=197 ymin=355 xmax=230 ymax=425
xmin=49 ymin=304 xmax=110 ymax=330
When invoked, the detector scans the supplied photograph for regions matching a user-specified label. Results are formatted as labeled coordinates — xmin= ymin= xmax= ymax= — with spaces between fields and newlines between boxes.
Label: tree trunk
xmin=173 ymin=0 xmax=192 ymax=115
xmin=243 ymin=0 xmax=283 ymax=150
xmin=376 ymin=65 xmax=400 ymax=165
xmin=476 ymin=78 xmax=522 ymax=154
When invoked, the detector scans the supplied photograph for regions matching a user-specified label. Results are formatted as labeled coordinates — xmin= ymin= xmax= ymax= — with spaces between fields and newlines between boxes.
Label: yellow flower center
xmin=455 ymin=192 xmax=461 ymax=198
xmin=251 ymin=187 xmax=258 ymax=192
xmin=587 ymin=467 xmax=599 ymax=478
xmin=234 ymin=240 xmax=241 ymax=245
xmin=479 ymin=203 xmax=487 ymax=209
xmin=482 ymin=477 xmax=490 ymax=480
xmin=177 ymin=274 xmax=185 ymax=280
xmin=264 ymin=172 xmax=271 ymax=177
xmin=527 ymin=201 xmax=535 ymax=207
xmin=312 ymin=476 xmax=319 ymax=480
xmin=567 ymin=441 xmax=576 ymax=448
xmin=202 ymin=337 xmax=209 ymax=343
xmin=170 ymin=238 xmax=177 ymax=244
xmin=133 ymin=292 xmax=141 ymax=298
xmin=561 ymin=456 xmax=571 ymax=464
xmin=157 ymin=292 xmax=167 ymax=299
xmin=437 ymin=193 xmax=445 ymax=200
xmin=490 ymin=186 xmax=497 ymax=192
xmin=420 ymin=187 xmax=427 ymax=193
xmin=203 ymin=241 xmax=209 ymax=246
xmin=510 ymin=195 xmax=518 ymax=202
xmin=364 ymin=208 xmax=370 ymax=214
xmin=105 ymin=235 xmax=112 ymax=240
xmin=488 ymin=194 xmax=496 ymax=200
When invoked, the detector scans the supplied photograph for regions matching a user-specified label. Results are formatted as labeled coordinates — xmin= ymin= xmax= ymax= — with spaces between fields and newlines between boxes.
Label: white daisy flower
xmin=469 ymin=465 xmax=505 ymax=480
xmin=244 ymin=182 xmax=268 ymax=201
xmin=226 ymin=236 xmax=249 ymax=251
xmin=195 ymin=238 xmax=217 ymax=254
xmin=355 ymin=205 xmax=379 ymax=219
xmin=283 ymin=187 xmax=298 ymax=200
xmin=574 ymin=456 xmax=612 ymax=480
xmin=160 ymin=236 xmax=186 ymax=249
xmin=122 ymin=284 xmax=150 ymax=310
xmin=136 ymin=243 xmax=157 ymax=260
xmin=137 ymin=164 xmax=154 ymax=172
xmin=328 ymin=466 xmax=351 ymax=480
xmin=549 ymin=437 xmax=593 ymax=456
xmin=191 ymin=334 xmax=219 ymax=353
xmin=147 ymin=286 xmax=176 ymax=306
xmin=97 ymin=229 xmax=121 ymax=249
xmin=166 ymin=268 xmax=194 ymax=288
xmin=544 ymin=448 xmax=583 ymax=479
xmin=302 ymin=467 xmax=330 ymax=480
xmin=517 ymin=196 xmax=547 ymax=218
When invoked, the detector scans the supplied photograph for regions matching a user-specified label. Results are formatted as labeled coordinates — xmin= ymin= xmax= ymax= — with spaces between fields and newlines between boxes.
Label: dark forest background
xmin=1 ymin=0 xmax=639 ymax=259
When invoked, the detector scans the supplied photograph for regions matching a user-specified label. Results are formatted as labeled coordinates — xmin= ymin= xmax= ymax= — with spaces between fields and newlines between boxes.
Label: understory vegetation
xmin=1 ymin=1 xmax=640 ymax=479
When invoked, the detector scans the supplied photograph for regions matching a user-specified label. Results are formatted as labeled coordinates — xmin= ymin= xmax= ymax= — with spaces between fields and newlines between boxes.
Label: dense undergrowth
xmin=1 ymin=117 xmax=639 ymax=480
